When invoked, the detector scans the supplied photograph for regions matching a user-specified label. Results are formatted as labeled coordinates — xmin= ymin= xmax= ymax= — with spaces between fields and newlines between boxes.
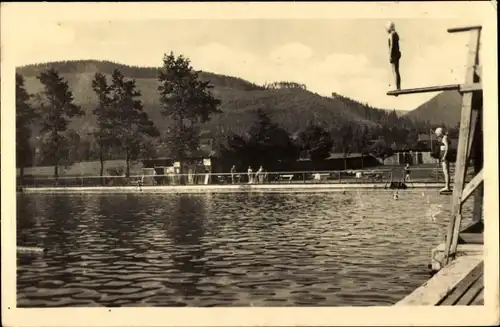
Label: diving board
xmin=387 ymin=83 xmax=482 ymax=96
xmin=447 ymin=25 xmax=482 ymax=33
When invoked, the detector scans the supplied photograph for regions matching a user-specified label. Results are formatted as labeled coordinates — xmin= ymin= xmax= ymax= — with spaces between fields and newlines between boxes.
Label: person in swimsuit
xmin=386 ymin=21 xmax=402 ymax=92
xmin=230 ymin=165 xmax=236 ymax=184
xmin=256 ymin=165 xmax=264 ymax=184
xmin=247 ymin=166 xmax=253 ymax=184
xmin=435 ymin=127 xmax=451 ymax=192
xmin=404 ymin=163 xmax=411 ymax=182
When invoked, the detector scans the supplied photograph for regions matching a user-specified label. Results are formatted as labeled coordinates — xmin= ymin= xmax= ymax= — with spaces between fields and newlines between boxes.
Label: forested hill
xmin=17 ymin=60 xmax=264 ymax=92
xmin=16 ymin=60 xmax=415 ymax=137
xmin=403 ymin=91 xmax=463 ymax=127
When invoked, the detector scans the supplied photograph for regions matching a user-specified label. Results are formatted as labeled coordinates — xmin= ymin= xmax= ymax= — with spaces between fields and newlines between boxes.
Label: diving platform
xmin=387 ymin=83 xmax=482 ymax=96
xmin=387 ymin=24 xmax=482 ymax=97
xmin=390 ymin=24 xmax=485 ymax=307
xmin=447 ymin=25 xmax=482 ymax=33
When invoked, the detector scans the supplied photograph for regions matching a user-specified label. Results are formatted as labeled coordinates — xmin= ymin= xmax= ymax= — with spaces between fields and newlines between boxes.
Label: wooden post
xmin=472 ymin=178 xmax=484 ymax=223
xmin=444 ymin=27 xmax=482 ymax=264
xmin=472 ymin=99 xmax=484 ymax=223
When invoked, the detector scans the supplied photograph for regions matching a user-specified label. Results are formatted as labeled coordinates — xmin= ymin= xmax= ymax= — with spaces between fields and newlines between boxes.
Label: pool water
xmin=16 ymin=190 xmax=472 ymax=307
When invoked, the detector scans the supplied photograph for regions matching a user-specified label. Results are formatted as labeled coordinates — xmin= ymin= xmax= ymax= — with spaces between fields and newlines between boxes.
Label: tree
xmin=332 ymin=124 xmax=354 ymax=170
xmin=66 ymin=129 xmax=82 ymax=164
xmin=354 ymin=126 xmax=372 ymax=168
xmin=369 ymin=139 xmax=394 ymax=164
xmin=36 ymin=68 xmax=84 ymax=178
xmin=108 ymin=69 xmax=159 ymax=177
xmin=16 ymin=74 xmax=39 ymax=181
xmin=91 ymin=72 xmax=115 ymax=182
xmin=406 ymin=128 xmax=420 ymax=149
xmin=158 ymin=52 xmax=221 ymax=183
xmin=298 ymin=124 xmax=333 ymax=162
xmin=213 ymin=132 xmax=249 ymax=172
xmin=246 ymin=109 xmax=299 ymax=170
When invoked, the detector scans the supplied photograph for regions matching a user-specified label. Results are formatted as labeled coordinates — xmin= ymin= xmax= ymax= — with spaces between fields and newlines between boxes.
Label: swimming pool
xmin=16 ymin=190 xmax=473 ymax=307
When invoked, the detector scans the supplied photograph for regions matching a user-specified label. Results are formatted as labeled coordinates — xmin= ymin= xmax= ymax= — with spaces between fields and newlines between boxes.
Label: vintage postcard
xmin=1 ymin=1 xmax=498 ymax=326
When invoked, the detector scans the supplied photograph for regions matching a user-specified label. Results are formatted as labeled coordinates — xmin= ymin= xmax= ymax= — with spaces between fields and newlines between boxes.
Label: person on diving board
xmin=386 ymin=21 xmax=402 ymax=94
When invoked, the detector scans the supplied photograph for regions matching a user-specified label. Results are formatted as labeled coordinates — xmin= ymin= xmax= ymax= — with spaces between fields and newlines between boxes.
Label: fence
xmin=16 ymin=166 xmax=461 ymax=188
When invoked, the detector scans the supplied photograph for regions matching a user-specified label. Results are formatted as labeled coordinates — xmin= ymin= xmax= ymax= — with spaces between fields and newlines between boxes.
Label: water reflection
xmin=165 ymin=196 xmax=207 ymax=300
xmin=16 ymin=191 xmax=474 ymax=307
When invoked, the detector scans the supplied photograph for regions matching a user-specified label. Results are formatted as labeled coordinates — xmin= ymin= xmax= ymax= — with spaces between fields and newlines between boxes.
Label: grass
xmin=17 ymin=160 xmax=144 ymax=177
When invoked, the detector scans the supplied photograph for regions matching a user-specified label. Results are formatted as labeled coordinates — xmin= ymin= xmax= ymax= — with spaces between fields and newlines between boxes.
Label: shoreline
xmin=18 ymin=182 xmax=445 ymax=194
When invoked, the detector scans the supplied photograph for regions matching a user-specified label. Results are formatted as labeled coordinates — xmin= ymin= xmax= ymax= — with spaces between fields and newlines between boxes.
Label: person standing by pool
xmin=247 ymin=166 xmax=253 ymax=184
xmin=255 ymin=166 xmax=264 ymax=184
xmin=386 ymin=21 xmax=402 ymax=92
xmin=435 ymin=127 xmax=451 ymax=192
xmin=151 ymin=168 xmax=157 ymax=185
xmin=404 ymin=163 xmax=411 ymax=182
xmin=230 ymin=165 xmax=236 ymax=184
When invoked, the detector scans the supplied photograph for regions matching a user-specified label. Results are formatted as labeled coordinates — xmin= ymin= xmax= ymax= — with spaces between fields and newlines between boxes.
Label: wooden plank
xmin=472 ymin=185 xmax=484 ymax=222
xmin=457 ymin=274 xmax=484 ymax=305
xmin=459 ymin=83 xmax=482 ymax=93
xmin=444 ymin=28 xmax=481 ymax=264
xmin=460 ymin=220 xmax=484 ymax=234
xmin=396 ymin=255 xmax=482 ymax=305
xmin=448 ymin=25 xmax=482 ymax=33
xmin=471 ymin=287 xmax=484 ymax=305
xmin=438 ymin=261 xmax=483 ymax=305
xmin=458 ymin=232 xmax=483 ymax=245
xmin=472 ymin=104 xmax=483 ymax=222
xmin=467 ymin=91 xmax=482 ymax=160
xmin=460 ymin=168 xmax=483 ymax=205
xmin=475 ymin=66 xmax=482 ymax=80
xmin=387 ymin=84 xmax=460 ymax=96
xmin=467 ymin=109 xmax=479 ymax=158
xmin=387 ymin=83 xmax=481 ymax=96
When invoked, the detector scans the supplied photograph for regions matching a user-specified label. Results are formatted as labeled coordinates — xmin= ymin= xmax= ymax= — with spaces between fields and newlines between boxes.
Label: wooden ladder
xmin=387 ymin=25 xmax=484 ymax=266
xmin=443 ymin=25 xmax=483 ymax=265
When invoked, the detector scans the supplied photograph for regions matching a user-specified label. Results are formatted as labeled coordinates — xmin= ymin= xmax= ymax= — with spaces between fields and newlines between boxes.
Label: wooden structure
xmin=437 ymin=261 xmax=484 ymax=305
xmin=395 ymin=255 xmax=483 ymax=306
xmin=391 ymin=25 xmax=485 ymax=306
xmin=388 ymin=25 xmax=484 ymax=269
xmin=387 ymin=83 xmax=482 ymax=96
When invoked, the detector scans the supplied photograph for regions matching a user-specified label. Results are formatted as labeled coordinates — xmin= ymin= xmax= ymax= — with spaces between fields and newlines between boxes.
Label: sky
xmin=2 ymin=2 xmax=493 ymax=111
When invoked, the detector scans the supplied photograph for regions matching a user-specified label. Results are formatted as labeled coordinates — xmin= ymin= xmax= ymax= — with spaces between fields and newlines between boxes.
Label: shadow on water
xmin=98 ymin=194 xmax=144 ymax=249
xmin=17 ymin=194 xmax=36 ymax=246
xmin=163 ymin=195 xmax=207 ymax=299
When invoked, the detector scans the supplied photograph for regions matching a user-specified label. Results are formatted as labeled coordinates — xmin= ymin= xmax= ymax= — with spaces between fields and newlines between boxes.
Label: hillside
xmin=403 ymin=91 xmax=463 ymax=127
xmin=382 ymin=109 xmax=407 ymax=116
xmin=16 ymin=60 xmax=400 ymax=137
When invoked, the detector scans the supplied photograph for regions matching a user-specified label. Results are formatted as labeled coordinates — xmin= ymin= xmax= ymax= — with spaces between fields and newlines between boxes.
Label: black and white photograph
xmin=1 ymin=1 xmax=498 ymax=326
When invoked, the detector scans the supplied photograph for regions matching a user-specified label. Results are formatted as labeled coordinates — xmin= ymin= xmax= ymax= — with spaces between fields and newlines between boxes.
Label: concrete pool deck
xmin=19 ymin=182 xmax=445 ymax=193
